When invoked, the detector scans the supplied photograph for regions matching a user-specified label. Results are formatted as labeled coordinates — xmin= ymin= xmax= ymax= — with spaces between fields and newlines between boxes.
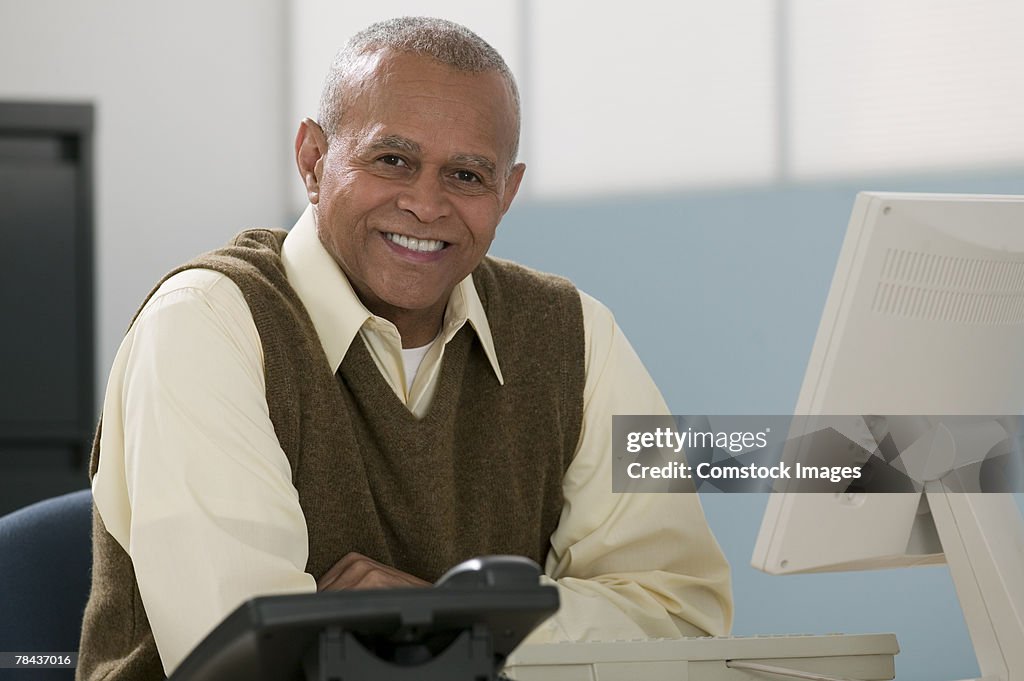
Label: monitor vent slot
xmin=872 ymin=248 xmax=1024 ymax=325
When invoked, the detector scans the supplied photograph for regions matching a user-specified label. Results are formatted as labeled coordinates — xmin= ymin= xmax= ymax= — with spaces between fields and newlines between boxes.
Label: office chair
xmin=0 ymin=489 xmax=93 ymax=680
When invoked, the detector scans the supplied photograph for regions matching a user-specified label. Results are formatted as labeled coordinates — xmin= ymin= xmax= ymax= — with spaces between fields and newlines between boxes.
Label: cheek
xmin=464 ymin=212 xmax=501 ymax=248
xmin=454 ymin=200 xmax=504 ymax=242
xmin=315 ymin=196 xmax=362 ymax=258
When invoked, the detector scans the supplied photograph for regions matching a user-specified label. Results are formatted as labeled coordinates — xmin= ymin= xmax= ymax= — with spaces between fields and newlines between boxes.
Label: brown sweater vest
xmin=76 ymin=229 xmax=585 ymax=681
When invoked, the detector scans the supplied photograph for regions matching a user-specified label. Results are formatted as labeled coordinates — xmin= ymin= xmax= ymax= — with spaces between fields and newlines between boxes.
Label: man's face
xmin=298 ymin=50 xmax=524 ymax=337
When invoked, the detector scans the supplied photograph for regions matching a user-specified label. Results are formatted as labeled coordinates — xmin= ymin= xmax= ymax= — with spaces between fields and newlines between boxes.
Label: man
xmin=77 ymin=17 xmax=732 ymax=680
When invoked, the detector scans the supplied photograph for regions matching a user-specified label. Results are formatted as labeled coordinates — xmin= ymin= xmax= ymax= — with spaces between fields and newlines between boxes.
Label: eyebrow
xmin=367 ymin=134 xmax=420 ymax=155
xmin=451 ymin=154 xmax=497 ymax=180
xmin=366 ymin=135 xmax=498 ymax=181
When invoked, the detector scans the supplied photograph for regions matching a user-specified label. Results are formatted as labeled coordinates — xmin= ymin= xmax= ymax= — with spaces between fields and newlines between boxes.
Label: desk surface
xmin=505 ymin=633 xmax=899 ymax=681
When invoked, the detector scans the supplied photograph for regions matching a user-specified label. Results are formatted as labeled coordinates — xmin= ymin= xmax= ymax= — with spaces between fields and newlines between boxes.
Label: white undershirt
xmin=401 ymin=340 xmax=433 ymax=391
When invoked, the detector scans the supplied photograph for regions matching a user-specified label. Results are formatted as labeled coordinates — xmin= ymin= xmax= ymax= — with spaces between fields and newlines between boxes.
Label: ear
xmin=500 ymin=162 xmax=526 ymax=216
xmin=295 ymin=118 xmax=328 ymax=204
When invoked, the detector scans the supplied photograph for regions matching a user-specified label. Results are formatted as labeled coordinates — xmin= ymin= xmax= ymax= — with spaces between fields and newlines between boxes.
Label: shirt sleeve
xmin=529 ymin=291 xmax=734 ymax=643
xmin=91 ymin=270 xmax=316 ymax=675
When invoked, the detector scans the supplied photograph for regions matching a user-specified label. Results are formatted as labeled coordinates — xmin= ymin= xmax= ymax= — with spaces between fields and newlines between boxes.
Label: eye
xmin=453 ymin=169 xmax=481 ymax=183
xmin=378 ymin=154 xmax=408 ymax=167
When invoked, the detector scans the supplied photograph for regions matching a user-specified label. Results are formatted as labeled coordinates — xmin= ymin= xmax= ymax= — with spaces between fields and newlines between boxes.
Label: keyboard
xmin=504 ymin=633 xmax=898 ymax=681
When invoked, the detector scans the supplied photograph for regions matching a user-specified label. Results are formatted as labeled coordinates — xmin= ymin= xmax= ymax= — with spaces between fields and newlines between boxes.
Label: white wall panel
xmin=287 ymin=1 xmax=521 ymax=212
xmin=0 ymin=0 xmax=289 ymax=396
xmin=789 ymin=0 xmax=1024 ymax=179
xmin=528 ymin=1 xmax=777 ymax=198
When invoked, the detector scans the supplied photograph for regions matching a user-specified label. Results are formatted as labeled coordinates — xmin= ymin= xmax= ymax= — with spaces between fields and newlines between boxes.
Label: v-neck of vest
xmin=336 ymin=326 xmax=474 ymax=426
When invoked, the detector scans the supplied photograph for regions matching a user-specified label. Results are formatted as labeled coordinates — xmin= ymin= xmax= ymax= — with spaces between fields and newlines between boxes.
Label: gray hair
xmin=318 ymin=16 xmax=521 ymax=165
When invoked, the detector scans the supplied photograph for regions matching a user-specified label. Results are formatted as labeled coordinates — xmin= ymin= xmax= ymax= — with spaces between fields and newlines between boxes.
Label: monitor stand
xmin=926 ymin=486 xmax=1024 ymax=681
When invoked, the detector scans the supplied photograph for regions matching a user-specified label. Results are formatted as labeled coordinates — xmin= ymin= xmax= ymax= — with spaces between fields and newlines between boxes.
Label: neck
xmin=366 ymin=299 xmax=445 ymax=348
xmin=331 ymin=256 xmax=450 ymax=348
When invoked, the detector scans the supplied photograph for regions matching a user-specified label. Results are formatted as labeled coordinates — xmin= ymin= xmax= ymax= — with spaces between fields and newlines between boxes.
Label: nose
xmin=396 ymin=171 xmax=451 ymax=224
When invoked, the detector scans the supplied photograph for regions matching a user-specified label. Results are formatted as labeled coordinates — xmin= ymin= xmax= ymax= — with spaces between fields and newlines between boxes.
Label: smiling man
xmin=77 ymin=17 xmax=732 ymax=681
xmin=299 ymin=48 xmax=523 ymax=348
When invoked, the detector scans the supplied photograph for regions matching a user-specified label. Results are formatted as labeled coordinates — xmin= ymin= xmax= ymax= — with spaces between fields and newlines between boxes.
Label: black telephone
xmin=170 ymin=555 xmax=559 ymax=681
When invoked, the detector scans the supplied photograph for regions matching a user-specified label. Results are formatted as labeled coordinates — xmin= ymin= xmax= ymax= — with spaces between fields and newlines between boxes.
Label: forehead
xmin=335 ymin=50 xmax=517 ymax=163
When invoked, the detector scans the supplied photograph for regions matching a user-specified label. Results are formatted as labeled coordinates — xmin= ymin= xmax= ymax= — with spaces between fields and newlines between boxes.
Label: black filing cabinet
xmin=0 ymin=102 xmax=95 ymax=516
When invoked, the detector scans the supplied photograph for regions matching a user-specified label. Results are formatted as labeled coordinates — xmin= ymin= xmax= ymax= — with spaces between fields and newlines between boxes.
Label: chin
xmin=371 ymin=283 xmax=443 ymax=309
xmin=384 ymin=295 xmax=447 ymax=313
xmin=376 ymin=277 xmax=454 ymax=312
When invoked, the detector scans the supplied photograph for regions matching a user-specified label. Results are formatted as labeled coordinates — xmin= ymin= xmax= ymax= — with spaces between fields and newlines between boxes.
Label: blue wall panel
xmin=493 ymin=170 xmax=1024 ymax=681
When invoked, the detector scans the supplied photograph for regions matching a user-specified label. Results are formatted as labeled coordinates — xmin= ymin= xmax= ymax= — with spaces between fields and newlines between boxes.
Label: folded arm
xmin=92 ymin=271 xmax=317 ymax=674
xmin=529 ymin=293 xmax=733 ymax=643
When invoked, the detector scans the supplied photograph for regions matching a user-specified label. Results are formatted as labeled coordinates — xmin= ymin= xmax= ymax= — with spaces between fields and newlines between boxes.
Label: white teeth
xmin=385 ymin=233 xmax=446 ymax=253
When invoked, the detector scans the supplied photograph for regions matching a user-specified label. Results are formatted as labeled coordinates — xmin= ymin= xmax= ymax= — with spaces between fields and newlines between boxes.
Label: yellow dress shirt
xmin=92 ymin=207 xmax=733 ymax=674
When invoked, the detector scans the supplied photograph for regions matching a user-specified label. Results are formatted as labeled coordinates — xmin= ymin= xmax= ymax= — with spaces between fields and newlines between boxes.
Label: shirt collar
xmin=281 ymin=206 xmax=504 ymax=385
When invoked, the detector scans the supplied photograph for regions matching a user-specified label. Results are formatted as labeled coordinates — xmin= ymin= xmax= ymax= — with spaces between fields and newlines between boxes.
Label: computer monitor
xmin=751 ymin=192 xmax=1024 ymax=681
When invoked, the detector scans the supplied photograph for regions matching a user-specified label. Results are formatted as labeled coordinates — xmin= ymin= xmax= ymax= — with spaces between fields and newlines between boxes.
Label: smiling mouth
xmin=384 ymin=232 xmax=448 ymax=253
